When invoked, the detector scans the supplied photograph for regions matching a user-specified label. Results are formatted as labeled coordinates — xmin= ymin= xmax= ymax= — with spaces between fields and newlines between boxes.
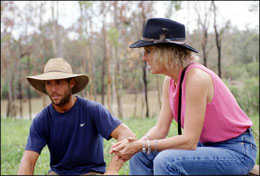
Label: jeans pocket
xmin=244 ymin=136 xmax=257 ymax=160
xmin=241 ymin=134 xmax=257 ymax=172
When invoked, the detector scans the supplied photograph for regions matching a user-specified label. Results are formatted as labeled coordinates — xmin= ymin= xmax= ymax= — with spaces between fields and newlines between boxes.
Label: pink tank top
xmin=169 ymin=63 xmax=252 ymax=143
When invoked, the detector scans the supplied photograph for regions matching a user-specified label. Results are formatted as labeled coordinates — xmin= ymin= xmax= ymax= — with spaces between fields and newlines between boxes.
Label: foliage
xmin=1 ymin=119 xmax=50 ymax=175
xmin=107 ymin=27 xmax=120 ymax=48
xmin=165 ymin=1 xmax=182 ymax=18
xmin=224 ymin=75 xmax=259 ymax=117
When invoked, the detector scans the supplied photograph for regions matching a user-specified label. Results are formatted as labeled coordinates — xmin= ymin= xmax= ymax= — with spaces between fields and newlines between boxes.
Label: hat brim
xmin=26 ymin=72 xmax=89 ymax=95
xmin=129 ymin=40 xmax=199 ymax=53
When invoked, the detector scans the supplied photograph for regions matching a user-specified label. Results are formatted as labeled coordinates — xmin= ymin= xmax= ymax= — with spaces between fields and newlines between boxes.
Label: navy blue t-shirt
xmin=25 ymin=96 xmax=121 ymax=175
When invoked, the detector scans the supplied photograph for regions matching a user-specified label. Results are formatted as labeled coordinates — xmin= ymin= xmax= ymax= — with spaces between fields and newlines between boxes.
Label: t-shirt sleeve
xmin=25 ymin=113 xmax=47 ymax=154
xmin=93 ymin=104 xmax=121 ymax=140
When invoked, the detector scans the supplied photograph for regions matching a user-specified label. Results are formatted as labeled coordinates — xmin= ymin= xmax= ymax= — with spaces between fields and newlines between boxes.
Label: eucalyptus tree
xmin=193 ymin=1 xmax=212 ymax=67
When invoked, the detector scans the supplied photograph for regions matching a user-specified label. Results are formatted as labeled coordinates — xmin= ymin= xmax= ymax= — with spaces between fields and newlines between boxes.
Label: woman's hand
xmin=110 ymin=137 xmax=141 ymax=161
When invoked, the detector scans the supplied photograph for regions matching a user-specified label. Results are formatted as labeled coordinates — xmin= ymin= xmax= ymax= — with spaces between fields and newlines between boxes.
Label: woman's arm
xmin=111 ymin=68 xmax=213 ymax=159
xmin=141 ymin=76 xmax=174 ymax=141
xmin=144 ymin=68 xmax=212 ymax=151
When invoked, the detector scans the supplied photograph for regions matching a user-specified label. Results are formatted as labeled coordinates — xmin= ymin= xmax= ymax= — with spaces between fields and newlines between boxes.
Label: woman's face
xmin=143 ymin=46 xmax=165 ymax=74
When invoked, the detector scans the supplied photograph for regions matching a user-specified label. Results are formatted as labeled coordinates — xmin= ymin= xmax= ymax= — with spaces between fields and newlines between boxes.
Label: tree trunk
xmin=133 ymin=88 xmax=138 ymax=118
xmin=19 ymin=69 xmax=23 ymax=119
xmin=51 ymin=2 xmax=58 ymax=57
xmin=115 ymin=59 xmax=123 ymax=118
xmin=140 ymin=4 xmax=149 ymax=118
xmin=88 ymin=5 xmax=97 ymax=101
xmin=6 ymin=67 xmax=17 ymax=118
xmin=193 ymin=2 xmax=211 ymax=67
xmin=202 ymin=30 xmax=208 ymax=67
xmin=212 ymin=1 xmax=222 ymax=78
xmin=142 ymin=61 xmax=149 ymax=118
xmin=7 ymin=79 xmax=14 ymax=118
xmin=39 ymin=2 xmax=48 ymax=108
xmin=101 ymin=23 xmax=107 ymax=105
xmin=27 ymin=56 xmax=32 ymax=120
xmin=107 ymin=53 xmax=112 ymax=112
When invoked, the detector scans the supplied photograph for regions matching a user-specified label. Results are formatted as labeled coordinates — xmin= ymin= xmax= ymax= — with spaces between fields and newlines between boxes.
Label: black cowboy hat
xmin=129 ymin=18 xmax=198 ymax=53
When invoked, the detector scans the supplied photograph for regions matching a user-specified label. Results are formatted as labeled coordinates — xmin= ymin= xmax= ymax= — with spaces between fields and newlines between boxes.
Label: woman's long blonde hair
xmin=147 ymin=45 xmax=199 ymax=71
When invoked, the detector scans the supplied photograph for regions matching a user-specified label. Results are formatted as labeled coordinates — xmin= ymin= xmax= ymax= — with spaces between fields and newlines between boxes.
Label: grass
xmin=1 ymin=116 xmax=259 ymax=175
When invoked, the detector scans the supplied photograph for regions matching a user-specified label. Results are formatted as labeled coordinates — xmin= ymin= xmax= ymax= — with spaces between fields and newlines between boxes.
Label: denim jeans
xmin=129 ymin=128 xmax=257 ymax=175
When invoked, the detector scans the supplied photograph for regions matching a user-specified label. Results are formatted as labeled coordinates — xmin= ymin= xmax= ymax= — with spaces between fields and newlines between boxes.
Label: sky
xmin=155 ymin=1 xmax=259 ymax=32
xmin=54 ymin=1 xmax=259 ymax=29
xmin=4 ymin=1 xmax=260 ymax=39
xmin=55 ymin=1 xmax=259 ymax=31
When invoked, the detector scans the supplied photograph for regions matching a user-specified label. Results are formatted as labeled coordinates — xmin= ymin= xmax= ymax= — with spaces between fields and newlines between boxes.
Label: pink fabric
xmin=169 ymin=63 xmax=252 ymax=143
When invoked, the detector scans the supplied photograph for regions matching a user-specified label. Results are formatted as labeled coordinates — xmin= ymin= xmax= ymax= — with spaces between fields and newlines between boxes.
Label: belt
xmin=244 ymin=128 xmax=251 ymax=133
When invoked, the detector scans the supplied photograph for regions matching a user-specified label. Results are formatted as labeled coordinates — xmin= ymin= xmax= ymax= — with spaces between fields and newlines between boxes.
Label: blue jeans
xmin=129 ymin=128 xmax=257 ymax=175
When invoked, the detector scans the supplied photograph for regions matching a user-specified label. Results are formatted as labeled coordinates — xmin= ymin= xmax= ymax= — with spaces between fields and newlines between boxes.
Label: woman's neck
xmin=163 ymin=67 xmax=181 ymax=83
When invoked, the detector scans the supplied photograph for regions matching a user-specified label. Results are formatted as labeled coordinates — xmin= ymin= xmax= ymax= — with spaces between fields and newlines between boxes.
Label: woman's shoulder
xmin=163 ymin=76 xmax=171 ymax=87
xmin=187 ymin=63 xmax=212 ymax=78
xmin=164 ymin=76 xmax=171 ymax=82
xmin=186 ymin=67 xmax=213 ymax=87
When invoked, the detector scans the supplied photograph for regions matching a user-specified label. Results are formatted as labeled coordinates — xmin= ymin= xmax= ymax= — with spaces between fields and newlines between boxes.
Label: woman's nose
xmin=142 ymin=54 xmax=147 ymax=61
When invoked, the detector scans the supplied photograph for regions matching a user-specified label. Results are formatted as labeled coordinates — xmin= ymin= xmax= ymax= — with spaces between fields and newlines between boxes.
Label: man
xmin=17 ymin=58 xmax=135 ymax=175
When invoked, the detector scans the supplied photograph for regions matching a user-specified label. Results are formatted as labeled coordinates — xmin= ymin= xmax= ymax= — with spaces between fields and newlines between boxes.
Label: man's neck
xmin=52 ymin=96 xmax=77 ymax=113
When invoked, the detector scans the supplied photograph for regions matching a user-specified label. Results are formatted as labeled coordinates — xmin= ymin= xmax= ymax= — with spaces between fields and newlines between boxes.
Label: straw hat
xmin=129 ymin=18 xmax=198 ymax=53
xmin=26 ymin=58 xmax=89 ymax=95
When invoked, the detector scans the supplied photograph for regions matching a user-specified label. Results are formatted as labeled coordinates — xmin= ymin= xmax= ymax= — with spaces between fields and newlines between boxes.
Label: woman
xmin=110 ymin=18 xmax=257 ymax=175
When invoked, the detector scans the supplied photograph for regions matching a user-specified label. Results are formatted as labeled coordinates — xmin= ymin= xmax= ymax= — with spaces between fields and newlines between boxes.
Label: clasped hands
xmin=109 ymin=136 xmax=141 ymax=161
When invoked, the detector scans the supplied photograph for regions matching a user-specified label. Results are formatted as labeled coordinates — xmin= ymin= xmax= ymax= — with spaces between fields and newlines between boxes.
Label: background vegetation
xmin=1 ymin=1 xmax=259 ymax=119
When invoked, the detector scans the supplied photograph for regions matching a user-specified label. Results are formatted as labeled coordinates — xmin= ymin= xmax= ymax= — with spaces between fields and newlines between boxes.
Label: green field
xmin=1 ymin=117 xmax=259 ymax=175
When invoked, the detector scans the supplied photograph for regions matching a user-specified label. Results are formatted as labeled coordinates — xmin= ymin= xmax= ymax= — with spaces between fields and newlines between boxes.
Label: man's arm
xmin=104 ymin=123 xmax=136 ymax=175
xmin=17 ymin=150 xmax=39 ymax=175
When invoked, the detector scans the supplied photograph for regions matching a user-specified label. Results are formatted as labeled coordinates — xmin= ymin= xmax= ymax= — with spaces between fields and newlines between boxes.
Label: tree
xmin=51 ymin=1 xmax=64 ymax=58
xmin=78 ymin=1 xmax=97 ymax=101
xmin=193 ymin=1 xmax=212 ymax=67
xmin=135 ymin=1 xmax=154 ymax=118
xmin=108 ymin=1 xmax=131 ymax=118
xmin=99 ymin=1 xmax=110 ymax=106
xmin=165 ymin=1 xmax=182 ymax=19
xmin=1 ymin=1 xmax=33 ymax=118
xmin=211 ymin=1 xmax=230 ymax=78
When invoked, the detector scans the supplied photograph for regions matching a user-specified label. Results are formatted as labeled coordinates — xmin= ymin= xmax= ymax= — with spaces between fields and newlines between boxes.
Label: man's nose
xmin=50 ymin=84 xmax=58 ymax=91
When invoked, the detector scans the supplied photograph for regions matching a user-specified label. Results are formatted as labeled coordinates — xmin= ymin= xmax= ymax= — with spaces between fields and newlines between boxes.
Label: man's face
xmin=45 ymin=79 xmax=73 ymax=107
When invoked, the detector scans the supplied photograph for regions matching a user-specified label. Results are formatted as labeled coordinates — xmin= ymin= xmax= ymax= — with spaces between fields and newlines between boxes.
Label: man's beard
xmin=49 ymin=87 xmax=72 ymax=107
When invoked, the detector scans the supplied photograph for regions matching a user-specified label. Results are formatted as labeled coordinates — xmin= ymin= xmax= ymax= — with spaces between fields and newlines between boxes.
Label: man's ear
xmin=70 ymin=78 xmax=75 ymax=89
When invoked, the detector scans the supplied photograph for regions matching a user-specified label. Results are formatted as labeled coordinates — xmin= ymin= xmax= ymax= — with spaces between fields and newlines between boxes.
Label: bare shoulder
xmin=163 ymin=76 xmax=171 ymax=87
xmin=186 ymin=68 xmax=212 ymax=86
xmin=162 ymin=76 xmax=171 ymax=94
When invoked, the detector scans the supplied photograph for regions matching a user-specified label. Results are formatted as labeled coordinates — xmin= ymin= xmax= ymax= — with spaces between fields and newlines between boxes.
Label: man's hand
xmin=104 ymin=170 xmax=118 ymax=175
xmin=106 ymin=123 xmax=136 ymax=173
xmin=104 ymin=155 xmax=124 ymax=175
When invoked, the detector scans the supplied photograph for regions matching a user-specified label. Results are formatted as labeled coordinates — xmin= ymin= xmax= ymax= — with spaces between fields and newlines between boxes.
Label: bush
xmin=224 ymin=76 xmax=259 ymax=116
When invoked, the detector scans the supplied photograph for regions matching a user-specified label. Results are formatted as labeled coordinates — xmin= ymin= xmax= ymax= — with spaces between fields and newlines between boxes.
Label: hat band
xmin=44 ymin=70 xmax=73 ymax=74
xmin=142 ymin=37 xmax=185 ymax=45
